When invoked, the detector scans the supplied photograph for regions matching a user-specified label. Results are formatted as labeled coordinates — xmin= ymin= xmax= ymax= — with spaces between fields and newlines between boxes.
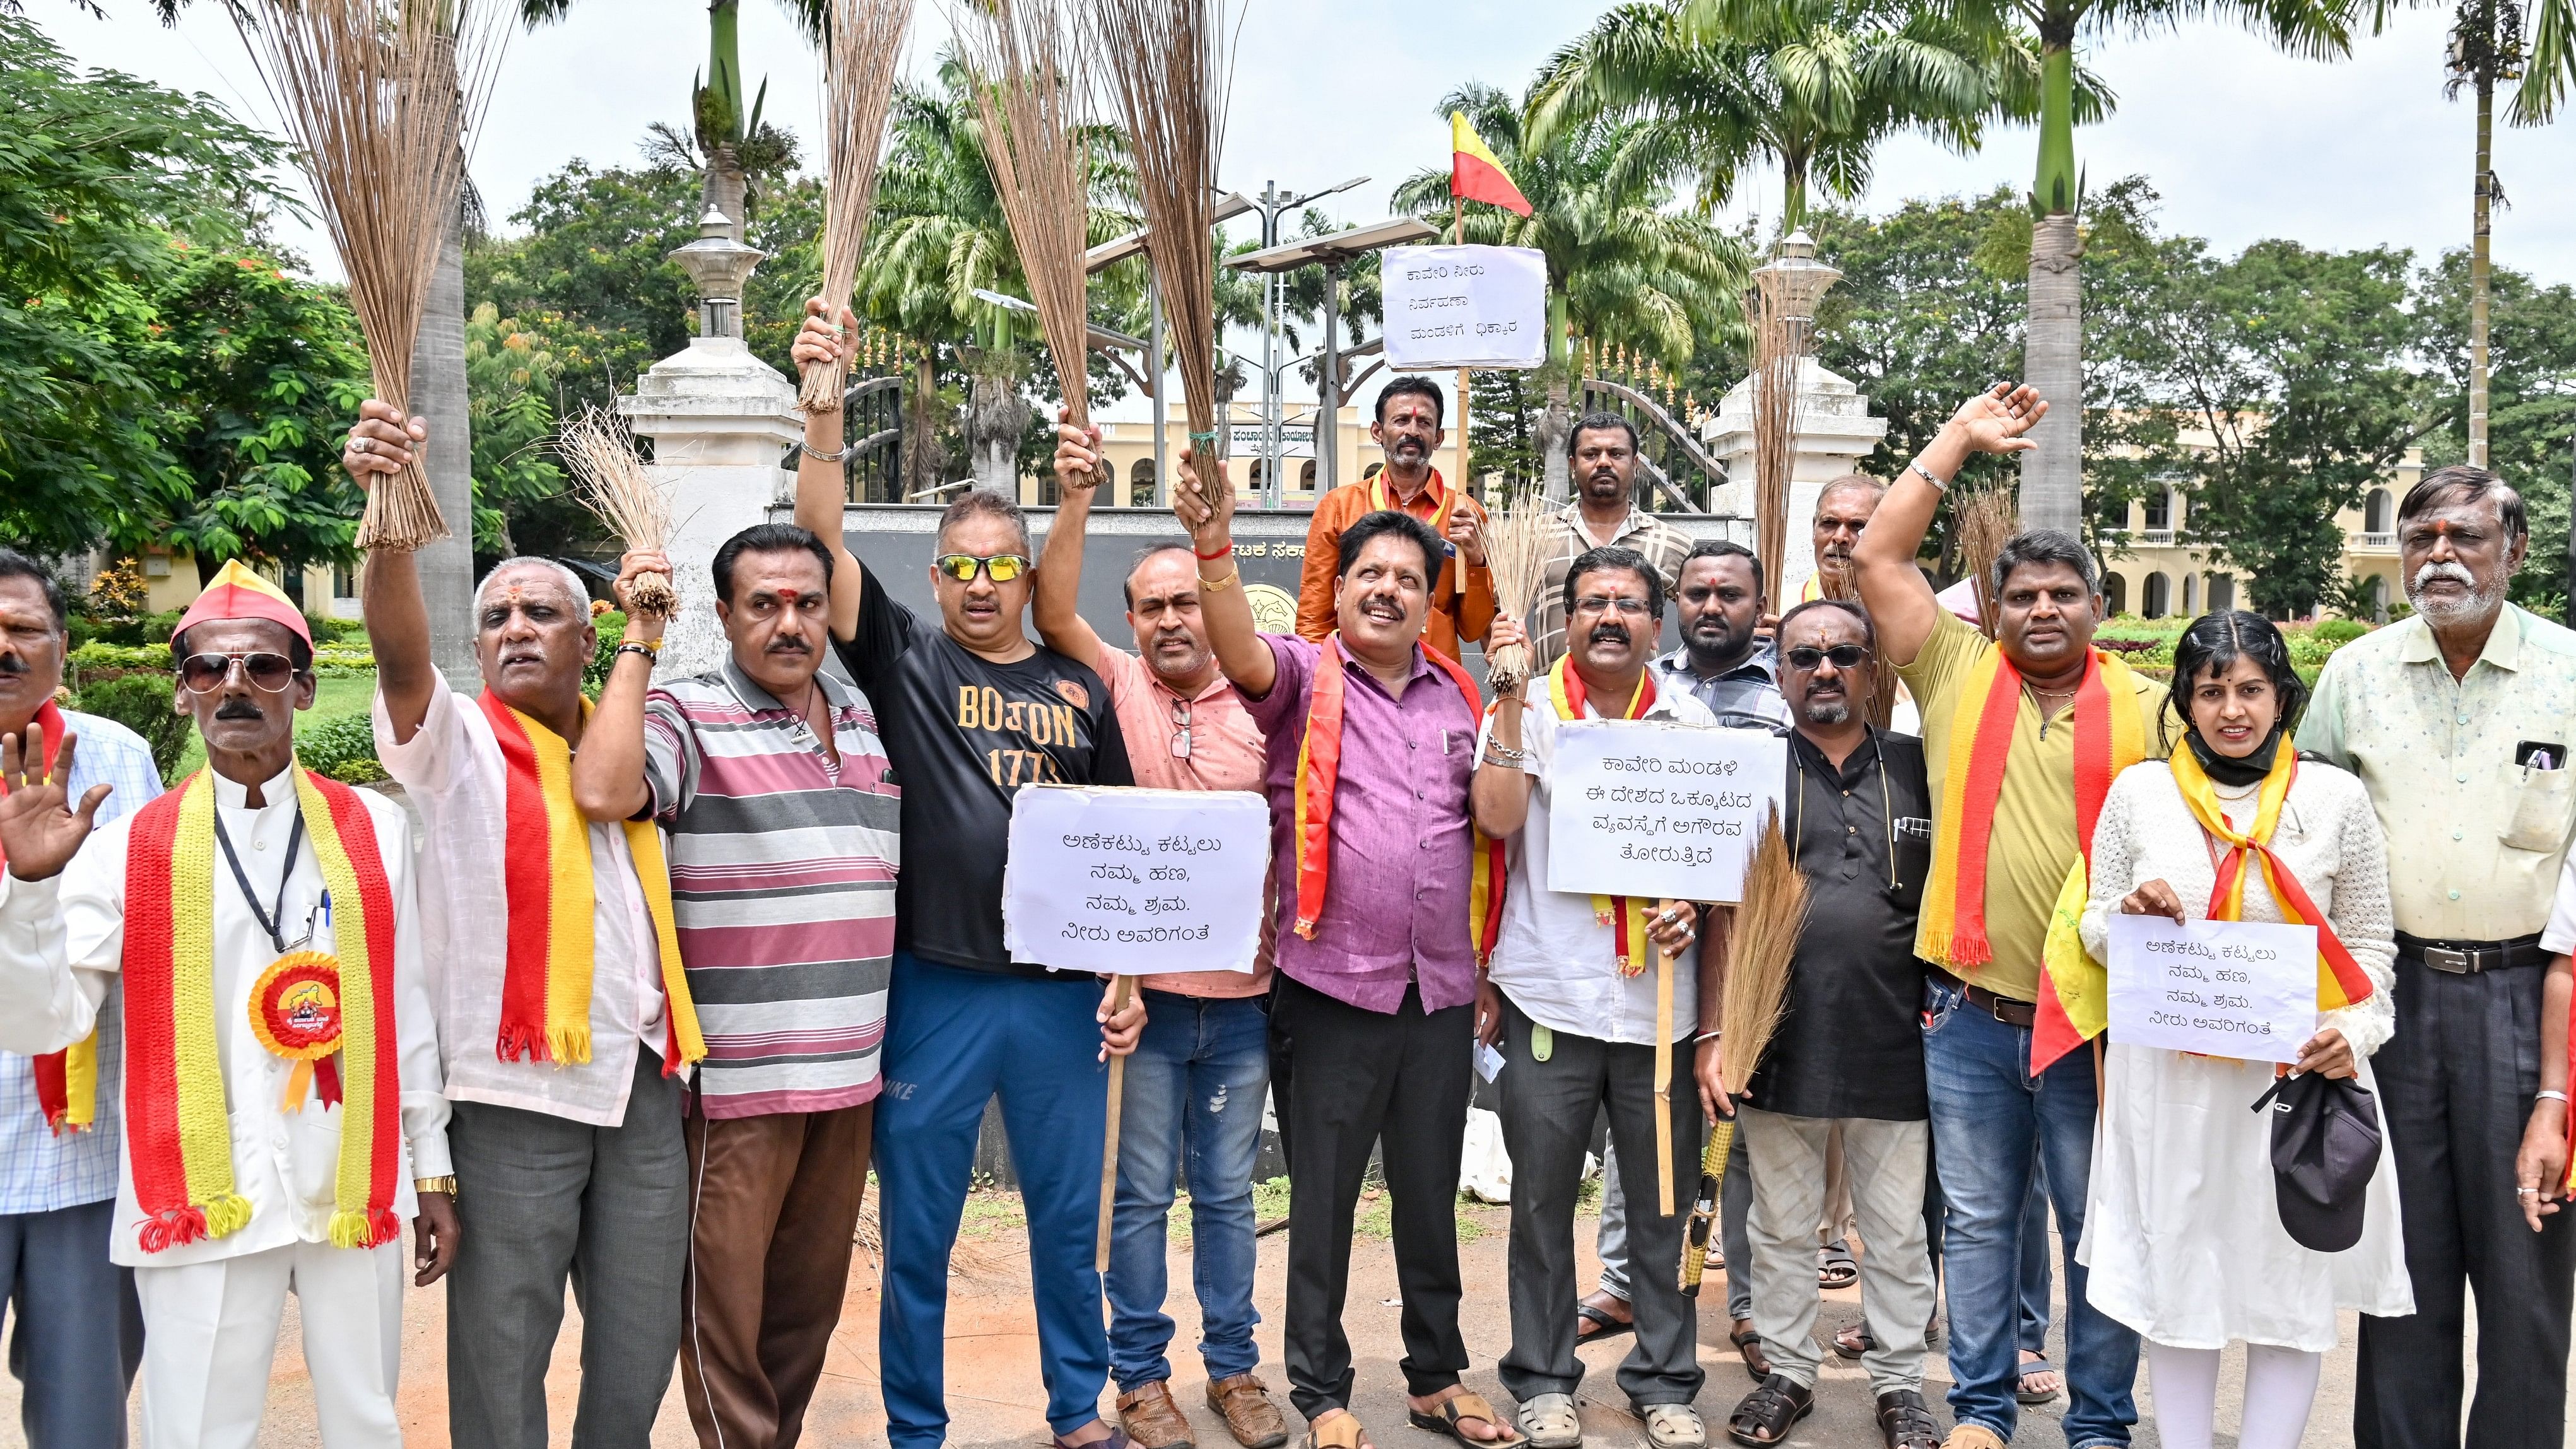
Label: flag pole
xmin=1452 ymin=195 xmax=1471 ymax=596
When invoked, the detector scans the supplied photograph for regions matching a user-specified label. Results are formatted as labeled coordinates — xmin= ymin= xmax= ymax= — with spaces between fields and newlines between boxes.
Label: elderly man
xmin=0 ymin=549 xmax=155 ymax=1449
xmin=0 ymin=563 xmax=452 ymax=1449
xmin=1724 ymin=601 xmax=1940 ymax=1449
xmin=1296 ymin=377 xmax=1495 ymax=662
xmin=1853 ymin=384 xmax=2158 ymax=1449
xmin=1177 ymin=455 xmax=1520 ymax=1449
xmin=1798 ymin=476 xmax=1886 ymax=605
xmin=780 ymin=306 xmax=1143 ymax=1449
xmin=1473 ymin=547 xmax=1713 ymax=1449
xmin=343 ymin=403 xmax=702 ymax=1449
xmin=1043 ymin=421 xmax=1288 ymax=1449
xmin=1527 ymin=415 xmax=1693 ymax=673
xmin=2298 ymin=467 xmax=2576 ymax=1449
xmin=572 ymin=513 xmax=901 ymax=1449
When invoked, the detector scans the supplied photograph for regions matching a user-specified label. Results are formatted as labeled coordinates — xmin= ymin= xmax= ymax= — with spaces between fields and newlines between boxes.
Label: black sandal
xmin=1818 ymin=1239 xmax=1859 ymax=1289
xmin=1834 ymin=1323 xmax=1874 ymax=1359
xmin=1575 ymin=1293 xmax=1635 ymax=1345
xmin=1730 ymin=1325 xmax=1772 ymax=1381
xmin=1726 ymin=1375 xmax=1813 ymax=1448
xmin=1874 ymin=1389 xmax=1941 ymax=1449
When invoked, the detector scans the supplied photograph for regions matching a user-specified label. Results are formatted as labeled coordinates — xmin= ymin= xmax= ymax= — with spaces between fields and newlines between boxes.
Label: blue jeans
xmin=1921 ymin=977 xmax=2138 ymax=1448
xmin=876 ymin=953 xmax=1113 ymax=1448
xmin=1106 ymin=990 xmax=1271 ymax=1393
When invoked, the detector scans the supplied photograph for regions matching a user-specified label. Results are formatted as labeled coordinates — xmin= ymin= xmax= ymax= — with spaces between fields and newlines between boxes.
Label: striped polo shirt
xmin=643 ymin=659 xmax=901 ymax=1117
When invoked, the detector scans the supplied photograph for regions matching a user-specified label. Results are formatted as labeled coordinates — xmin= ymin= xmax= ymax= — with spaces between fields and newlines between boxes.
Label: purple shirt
xmin=1239 ymin=635 xmax=1481 ymax=1014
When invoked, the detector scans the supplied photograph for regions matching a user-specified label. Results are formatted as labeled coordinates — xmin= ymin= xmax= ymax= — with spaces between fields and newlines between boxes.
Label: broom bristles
xmin=1719 ymin=807 xmax=1808 ymax=1097
xmin=232 ymin=0 xmax=508 ymax=552
xmin=1087 ymin=0 xmax=1238 ymax=487
xmin=800 ymin=0 xmax=913 ymax=413
xmin=1955 ymin=487 xmax=2020 ymax=640
xmin=1476 ymin=487 xmax=1554 ymax=693
xmin=558 ymin=408 xmax=678 ymax=621
xmin=962 ymin=0 xmax=1093 ymax=447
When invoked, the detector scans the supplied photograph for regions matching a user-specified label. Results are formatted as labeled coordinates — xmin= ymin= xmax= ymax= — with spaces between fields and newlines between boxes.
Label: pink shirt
xmin=1094 ymin=642 xmax=1274 ymax=998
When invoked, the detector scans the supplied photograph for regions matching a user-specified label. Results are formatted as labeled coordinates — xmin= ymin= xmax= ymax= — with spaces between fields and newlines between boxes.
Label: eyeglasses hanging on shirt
xmin=1170 ymin=697 xmax=1193 ymax=760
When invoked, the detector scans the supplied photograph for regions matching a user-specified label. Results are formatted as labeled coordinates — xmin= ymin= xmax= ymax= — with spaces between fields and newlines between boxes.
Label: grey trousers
xmin=445 ymin=1052 xmax=690 ymax=1449
xmin=0 ymin=1198 xmax=141 ymax=1449
xmin=1599 ymin=1127 xmax=1753 ymax=1322
xmin=1742 ymin=1108 xmax=1936 ymax=1396
xmin=1497 ymin=994 xmax=1705 ymax=1409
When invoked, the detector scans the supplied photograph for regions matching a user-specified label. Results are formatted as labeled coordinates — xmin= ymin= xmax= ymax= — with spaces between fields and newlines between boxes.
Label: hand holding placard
xmin=1546 ymin=720 xmax=1787 ymax=904
xmin=2105 ymin=913 xmax=2319 ymax=1064
xmin=1002 ymin=785 xmax=1271 ymax=973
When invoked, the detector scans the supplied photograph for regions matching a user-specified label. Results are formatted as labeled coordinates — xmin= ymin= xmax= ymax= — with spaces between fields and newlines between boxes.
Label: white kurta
xmin=2074 ymin=758 xmax=2413 ymax=1351
xmin=0 ymin=764 xmax=450 ymax=1269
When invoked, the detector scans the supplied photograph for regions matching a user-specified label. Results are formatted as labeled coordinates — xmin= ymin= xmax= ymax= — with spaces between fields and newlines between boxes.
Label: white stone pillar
xmin=1702 ymin=359 xmax=1890 ymax=605
xmin=617 ymin=334 xmax=803 ymax=680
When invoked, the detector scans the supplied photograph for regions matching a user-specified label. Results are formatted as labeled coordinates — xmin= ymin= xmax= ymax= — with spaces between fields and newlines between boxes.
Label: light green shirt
xmin=2296 ymin=604 xmax=2576 ymax=942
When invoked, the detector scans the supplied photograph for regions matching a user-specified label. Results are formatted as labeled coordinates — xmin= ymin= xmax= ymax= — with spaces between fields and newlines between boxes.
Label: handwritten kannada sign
xmin=2106 ymin=913 xmax=2320 ymax=1064
xmin=1380 ymin=245 xmax=1548 ymax=370
xmin=1001 ymin=785 xmax=1272 ymax=975
xmin=1546 ymin=720 xmax=1786 ymax=903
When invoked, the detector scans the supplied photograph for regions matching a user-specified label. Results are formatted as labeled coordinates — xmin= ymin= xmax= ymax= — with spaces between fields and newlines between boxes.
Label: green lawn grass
xmin=172 ymin=669 xmax=377 ymax=778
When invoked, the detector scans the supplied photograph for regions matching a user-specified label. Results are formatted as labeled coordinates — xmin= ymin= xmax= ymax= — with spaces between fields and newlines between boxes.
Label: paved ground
xmin=10 ymin=1188 xmax=2502 ymax=1448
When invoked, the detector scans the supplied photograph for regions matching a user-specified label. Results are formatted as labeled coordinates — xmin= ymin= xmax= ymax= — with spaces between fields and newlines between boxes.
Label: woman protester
xmin=2074 ymin=611 xmax=2411 ymax=1449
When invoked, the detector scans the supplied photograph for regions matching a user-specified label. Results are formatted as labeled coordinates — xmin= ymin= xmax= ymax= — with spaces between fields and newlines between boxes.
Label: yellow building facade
xmin=2097 ymin=452 xmax=2416 ymax=623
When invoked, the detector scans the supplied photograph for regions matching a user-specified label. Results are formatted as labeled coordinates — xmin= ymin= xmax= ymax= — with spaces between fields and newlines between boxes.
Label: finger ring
xmin=354 ymin=437 xmax=371 ymax=454
xmin=2520 ymin=1187 xmax=2541 ymax=1195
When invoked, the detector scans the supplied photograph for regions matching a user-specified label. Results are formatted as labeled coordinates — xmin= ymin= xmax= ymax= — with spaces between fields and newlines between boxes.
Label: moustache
xmin=1587 ymin=625 xmax=1630 ymax=645
xmin=213 ymin=699 xmax=265 ymax=721
xmin=2411 ymin=560 xmax=2476 ymax=590
xmin=767 ymin=637 xmax=813 ymax=654
xmin=0 ymin=654 xmax=26 ymax=677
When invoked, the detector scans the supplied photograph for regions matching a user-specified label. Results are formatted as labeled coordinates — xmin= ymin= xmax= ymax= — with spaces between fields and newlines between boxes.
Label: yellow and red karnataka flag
xmin=1451 ymin=113 xmax=1532 ymax=218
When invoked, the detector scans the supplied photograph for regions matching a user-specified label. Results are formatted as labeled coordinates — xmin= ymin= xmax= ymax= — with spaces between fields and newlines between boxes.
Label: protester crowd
xmin=0 ymin=303 xmax=2567 ymax=1449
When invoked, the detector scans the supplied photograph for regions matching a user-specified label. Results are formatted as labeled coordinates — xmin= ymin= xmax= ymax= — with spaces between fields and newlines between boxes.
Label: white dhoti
xmin=134 ymin=1239 xmax=407 ymax=1449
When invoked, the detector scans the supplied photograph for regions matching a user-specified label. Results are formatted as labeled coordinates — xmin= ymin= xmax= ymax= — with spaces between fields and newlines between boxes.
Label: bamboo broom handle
xmin=1097 ymin=973 xmax=1137 ymax=1274
xmin=1654 ymin=942 xmax=1675 ymax=1217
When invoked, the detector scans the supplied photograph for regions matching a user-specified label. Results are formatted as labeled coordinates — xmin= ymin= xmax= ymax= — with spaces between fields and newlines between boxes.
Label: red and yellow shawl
xmin=1546 ymin=656 xmax=1659 ymax=974
xmin=2167 ymin=735 xmax=2376 ymax=1012
xmin=121 ymin=767 xmax=403 ymax=1252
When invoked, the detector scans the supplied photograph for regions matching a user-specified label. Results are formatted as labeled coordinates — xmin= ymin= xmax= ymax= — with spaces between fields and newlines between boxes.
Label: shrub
xmin=2312 ymin=618 xmax=2368 ymax=645
xmin=585 ymin=609 xmax=628 ymax=695
xmin=295 ymin=713 xmax=384 ymax=785
xmin=69 ymin=674 xmax=193 ymax=785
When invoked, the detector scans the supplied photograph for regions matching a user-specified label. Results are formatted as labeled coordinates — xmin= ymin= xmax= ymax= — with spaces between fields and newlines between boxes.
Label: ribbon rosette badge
xmin=249 ymin=951 xmax=345 ymax=1113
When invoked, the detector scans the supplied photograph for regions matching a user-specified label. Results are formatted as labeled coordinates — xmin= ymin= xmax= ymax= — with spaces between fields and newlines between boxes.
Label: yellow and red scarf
xmin=2168 ymin=736 xmax=2377 ymax=1014
xmin=11 ymin=703 xmax=98 ymax=1134
xmin=1293 ymin=637 xmax=1492 ymax=954
xmin=480 ymin=693 xmax=702 ymax=1072
xmin=1914 ymin=643 xmax=2148 ymax=1074
xmin=122 ymin=767 xmax=403 ymax=1252
xmin=1547 ymin=657 xmax=1659 ymax=974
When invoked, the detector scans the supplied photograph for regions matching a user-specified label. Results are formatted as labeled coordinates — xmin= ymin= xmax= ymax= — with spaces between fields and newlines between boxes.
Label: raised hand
xmin=0 ymin=727 xmax=110 ymax=883
xmin=1945 ymin=383 xmax=2048 ymax=455
xmin=1050 ymin=408 xmax=1102 ymax=496
xmin=614 ymin=550 xmax=674 ymax=640
xmin=792 ymin=298 xmax=859 ymax=374
xmin=1171 ymin=452 xmax=1236 ymax=548
xmin=343 ymin=400 xmax=427 ymax=488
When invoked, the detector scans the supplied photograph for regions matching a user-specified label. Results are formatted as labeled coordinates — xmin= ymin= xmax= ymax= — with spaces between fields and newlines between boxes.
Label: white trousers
xmin=133 ymin=1240 xmax=405 ymax=1449
xmin=2142 ymin=1339 xmax=2323 ymax=1449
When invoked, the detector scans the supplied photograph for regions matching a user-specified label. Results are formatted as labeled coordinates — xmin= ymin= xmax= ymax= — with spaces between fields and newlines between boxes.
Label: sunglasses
xmin=934 ymin=553 xmax=1032 ymax=584
xmin=1784 ymin=643 xmax=1871 ymax=671
xmin=179 ymin=650 xmax=298 ymax=693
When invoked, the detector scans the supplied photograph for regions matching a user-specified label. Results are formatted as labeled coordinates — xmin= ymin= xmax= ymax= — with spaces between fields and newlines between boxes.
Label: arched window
xmin=2143 ymin=572 xmax=2170 ymax=619
xmin=1299 ymin=459 xmax=1317 ymax=493
xmin=2364 ymin=488 xmax=2391 ymax=534
xmin=2208 ymin=573 xmax=2235 ymax=611
xmin=1130 ymin=457 xmax=1156 ymax=508
xmin=2365 ymin=573 xmax=2389 ymax=623
xmin=2103 ymin=572 xmax=2129 ymax=617
xmin=2182 ymin=572 xmax=2198 ymax=615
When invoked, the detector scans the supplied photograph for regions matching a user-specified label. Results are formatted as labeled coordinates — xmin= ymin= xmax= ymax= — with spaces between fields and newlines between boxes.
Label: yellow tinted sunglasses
xmin=934 ymin=552 xmax=1032 ymax=584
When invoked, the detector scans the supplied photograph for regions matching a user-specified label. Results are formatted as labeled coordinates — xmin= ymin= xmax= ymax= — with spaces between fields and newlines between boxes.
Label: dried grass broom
xmin=1087 ymin=0 xmax=1237 ymax=491
xmin=1476 ymin=486 xmax=1553 ymax=693
xmin=230 ymin=0 xmax=508 ymax=551
xmin=798 ymin=0 xmax=912 ymax=414
xmin=558 ymin=408 xmax=677 ymax=621
xmin=1719 ymin=806 xmax=1808 ymax=1099
xmin=1742 ymin=294 xmax=1804 ymax=601
xmin=1953 ymin=486 xmax=2020 ymax=640
xmin=962 ymin=0 xmax=1095 ymax=469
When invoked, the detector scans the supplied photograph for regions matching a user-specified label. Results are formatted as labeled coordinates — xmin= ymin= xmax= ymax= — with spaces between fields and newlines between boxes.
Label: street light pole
xmin=1241 ymin=175 xmax=1367 ymax=510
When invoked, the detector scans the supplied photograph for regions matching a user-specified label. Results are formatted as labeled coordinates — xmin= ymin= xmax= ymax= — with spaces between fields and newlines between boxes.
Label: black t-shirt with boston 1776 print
xmin=835 ymin=563 xmax=1134 ymax=976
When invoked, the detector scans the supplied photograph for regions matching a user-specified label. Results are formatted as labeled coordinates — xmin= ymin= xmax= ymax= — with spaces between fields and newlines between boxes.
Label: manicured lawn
xmin=172 ymin=669 xmax=377 ymax=778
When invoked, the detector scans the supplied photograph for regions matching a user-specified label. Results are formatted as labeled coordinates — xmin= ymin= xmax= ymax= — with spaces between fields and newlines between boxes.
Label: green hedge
xmin=68 ymin=674 xmax=194 ymax=785
xmin=295 ymin=712 xmax=384 ymax=785
xmin=69 ymin=640 xmax=375 ymax=678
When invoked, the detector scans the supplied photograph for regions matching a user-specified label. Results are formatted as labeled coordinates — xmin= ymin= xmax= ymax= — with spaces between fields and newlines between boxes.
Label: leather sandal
xmin=1725 ymin=1376 xmax=1813 ymax=1448
xmin=1818 ymin=1240 xmax=1859 ymax=1290
xmin=1406 ymin=1390 xmax=1525 ymax=1446
xmin=1118 ymin=1383 xmax=1196 ymax=1449
xmin=1874 ymin=1389 xmax=1940 ymax=1449
xmin=1308 ymin=1411 xmax=1371 ymax=1449
xmin=1515 ymin=1392 xmax=1582 ymax=1449
xmin=1575 ymin=1289 xmax=1635 ymax=1345
xmin=1729 ymin=1325 xmax=1772 ymax=1382
xmin=1640 ymin=1403 xmax=1705 ymax=1449
xmin=1206 ymin=1374 xmax=1288 ymax=1449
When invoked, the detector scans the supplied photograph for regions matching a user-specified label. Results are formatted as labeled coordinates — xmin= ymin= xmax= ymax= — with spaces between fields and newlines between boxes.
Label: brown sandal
xmin=1309 ymin=1412 xmax=1372 ymax=1449
xmin=1407 ymin=1392 xmax=1526 ymax=1447
xmin=1731 ymin=1325 xmax=1772 ymax=1381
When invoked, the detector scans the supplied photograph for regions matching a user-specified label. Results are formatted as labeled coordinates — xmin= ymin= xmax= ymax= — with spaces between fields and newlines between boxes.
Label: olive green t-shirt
xmin=1897 ymin=611 xmax=2169 ymax=1002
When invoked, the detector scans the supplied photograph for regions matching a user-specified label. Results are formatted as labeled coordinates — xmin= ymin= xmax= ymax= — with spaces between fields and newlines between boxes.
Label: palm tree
xmin=1393 ymin=83 xmax=1746 ymax=500
xmin=1529 ymin=0 xmax=2086 ymax=235
xmin=1926 ymin=0 xmax=2355 ymax=532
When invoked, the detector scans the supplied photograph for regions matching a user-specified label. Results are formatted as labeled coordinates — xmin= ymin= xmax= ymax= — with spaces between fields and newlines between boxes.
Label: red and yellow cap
xmin=173 ymin=560 xmax=311 ymax=648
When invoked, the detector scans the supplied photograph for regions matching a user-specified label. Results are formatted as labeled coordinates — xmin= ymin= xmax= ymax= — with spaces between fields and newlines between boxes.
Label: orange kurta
xmin=1295 ymin=471 xmax=1497 ymax=661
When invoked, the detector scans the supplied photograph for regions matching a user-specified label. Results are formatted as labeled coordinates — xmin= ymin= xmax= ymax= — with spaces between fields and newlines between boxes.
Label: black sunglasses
xmin=1784 ymin=643 xmax=1871 ymax=671
xmin=179 ymin=651 xmax=298 ymax=693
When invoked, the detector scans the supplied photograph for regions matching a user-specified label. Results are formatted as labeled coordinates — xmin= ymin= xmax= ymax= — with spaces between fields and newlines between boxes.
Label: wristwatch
xmin=415 ymin=1175 xmax=459 ymax=1199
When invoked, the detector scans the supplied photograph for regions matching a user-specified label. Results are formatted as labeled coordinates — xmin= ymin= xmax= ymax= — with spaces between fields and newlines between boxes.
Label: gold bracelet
xmin=1197 ymin=566 xmax=1239 ymax=592
xmin=415 ymin=1175 xmax=459 ymax=1199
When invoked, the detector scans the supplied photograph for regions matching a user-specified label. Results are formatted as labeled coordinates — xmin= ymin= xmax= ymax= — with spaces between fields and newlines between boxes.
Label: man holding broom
xmin=1295 ymin=377 xmax=1496 ymax=664
xmin=1851 ymin=384 xmax=2158 ymax=1449
xmin=341 ymin=402 xmax=703 ymax=1449
xmin=1469 ymin=546 xmax=1713 ymax=1449
xmin=1173 ymin=450 xmax=1522 ymax=1449
xmin=783 ymin=305 xmax=1146 ymax=1449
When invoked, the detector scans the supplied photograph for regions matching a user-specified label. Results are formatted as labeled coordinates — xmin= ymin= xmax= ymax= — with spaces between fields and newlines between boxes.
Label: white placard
xmin=2106 ymin=913 xmax=2319 ymax=1064
xmin=1381 ymin=245 xmax=1548 ymax=370
xmin=1546 ymin=720 xmax=1786 ymax=903
xmin=1002 ymin=786 xmax=1272 ymax=974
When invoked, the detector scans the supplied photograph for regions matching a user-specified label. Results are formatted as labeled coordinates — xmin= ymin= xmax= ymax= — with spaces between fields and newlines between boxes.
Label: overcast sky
xmin=44 ymin=1 xmax=2575 ymax=293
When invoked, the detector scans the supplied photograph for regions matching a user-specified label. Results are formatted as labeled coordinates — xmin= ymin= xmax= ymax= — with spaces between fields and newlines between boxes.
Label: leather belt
xmin=1931 ymin=968 xmax=2039 ymax=1028
xmin=2395 ymin=931 xmax=2548 ymax=975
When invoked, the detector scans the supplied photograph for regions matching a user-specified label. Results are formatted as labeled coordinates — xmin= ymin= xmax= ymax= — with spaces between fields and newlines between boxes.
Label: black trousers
xmin=2355 ymin=957 xmax=2576 ymax=1449
xmin=1271 ymin=973 xmax=1474 ymax=1421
